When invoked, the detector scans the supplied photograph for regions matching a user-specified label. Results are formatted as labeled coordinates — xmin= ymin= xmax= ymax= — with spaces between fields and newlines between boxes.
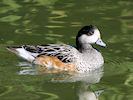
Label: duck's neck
xmin=76 ymin=40 xmax=93 ymax=53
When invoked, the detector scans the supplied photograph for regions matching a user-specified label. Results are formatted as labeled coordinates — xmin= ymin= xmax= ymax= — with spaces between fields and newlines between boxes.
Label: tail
xmin=7 ymin=46 xmax=36 ymax=62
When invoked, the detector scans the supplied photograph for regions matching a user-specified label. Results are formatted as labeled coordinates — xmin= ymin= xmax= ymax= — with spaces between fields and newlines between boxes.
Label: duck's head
xmin=76 ymin=25 xmax=106 ymax=50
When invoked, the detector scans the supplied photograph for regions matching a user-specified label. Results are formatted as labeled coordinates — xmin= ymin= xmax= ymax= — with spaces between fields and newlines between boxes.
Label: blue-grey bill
xmin=96 ymin=38 xmax=106 ymax=47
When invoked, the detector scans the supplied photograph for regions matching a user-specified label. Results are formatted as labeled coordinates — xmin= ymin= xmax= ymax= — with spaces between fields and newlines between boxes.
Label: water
xmin=0 ymin=0 xmax=133 ymax=100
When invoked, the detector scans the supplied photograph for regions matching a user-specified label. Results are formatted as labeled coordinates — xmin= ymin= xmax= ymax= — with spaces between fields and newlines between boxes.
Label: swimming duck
xmin=7 ymin=25 xmax=106 ymax=73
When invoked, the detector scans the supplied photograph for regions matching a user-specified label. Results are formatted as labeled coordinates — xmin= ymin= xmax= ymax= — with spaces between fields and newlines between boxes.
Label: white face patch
xmin=79 ymin=29 xmax=101 ymax=44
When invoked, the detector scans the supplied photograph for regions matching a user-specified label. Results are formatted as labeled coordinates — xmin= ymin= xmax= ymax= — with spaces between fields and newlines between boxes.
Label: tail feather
xmin=7 ymin=46 xmax=20 ymax=54
xmin=7 ymin=46 xmax=36 ymax=62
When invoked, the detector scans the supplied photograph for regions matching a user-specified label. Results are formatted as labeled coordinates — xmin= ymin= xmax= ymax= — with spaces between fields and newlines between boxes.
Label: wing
xmin=23 ymin=44 xmax=77 ymax=63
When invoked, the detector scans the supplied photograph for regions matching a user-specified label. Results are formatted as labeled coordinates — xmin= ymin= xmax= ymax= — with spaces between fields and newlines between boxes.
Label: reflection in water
xmin=35 ymin=0 xmax=58 ymax=7
xmin=79 ymin=83 xmax=104 ymax=100
xmin=18 ymin=62 xmax=104 ymax=100
xmin=0 ymin=86 xmax=13 ymax=97
xmin=124 ymin=73 xmax=133 ymax=87
xmin=0 ymin=0 xmax=21 ymax=13
xmin=18 ymin=62 xmax=37 ymax=75
xmin=77 ymin=69 xmax=103 ymax=100
xmin=49 ymin=10 xmax=67 ymax=23
xmin=46 ymin=10 xmax=67 ymax=28
xmin=76 ymin=69 xmax=104 ymax=100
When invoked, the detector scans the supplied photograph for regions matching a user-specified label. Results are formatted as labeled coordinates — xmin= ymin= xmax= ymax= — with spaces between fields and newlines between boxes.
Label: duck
xmin=7 ymin=25 xmax=106 ymax=73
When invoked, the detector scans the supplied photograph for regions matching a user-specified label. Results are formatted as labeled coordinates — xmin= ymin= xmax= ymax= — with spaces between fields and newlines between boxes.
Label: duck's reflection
xmin=18 ymin=62 xmax=104 ymax=100
xmin=78 ymin=82 xmax=104 ymax=100
xmin=75 ymin=69 xmax=103 ymax=100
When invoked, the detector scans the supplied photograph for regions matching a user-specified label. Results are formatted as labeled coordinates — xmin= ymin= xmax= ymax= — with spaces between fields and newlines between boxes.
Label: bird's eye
xmin=91 ymin=30 xmax=94 ymax=33
xmin=88 ymin=31 xmax=94 ymax=36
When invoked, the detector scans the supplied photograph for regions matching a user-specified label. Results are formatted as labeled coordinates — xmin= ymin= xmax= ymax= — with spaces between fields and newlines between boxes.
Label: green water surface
xmin=0 ymin=0 xmax=133 ymax=100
